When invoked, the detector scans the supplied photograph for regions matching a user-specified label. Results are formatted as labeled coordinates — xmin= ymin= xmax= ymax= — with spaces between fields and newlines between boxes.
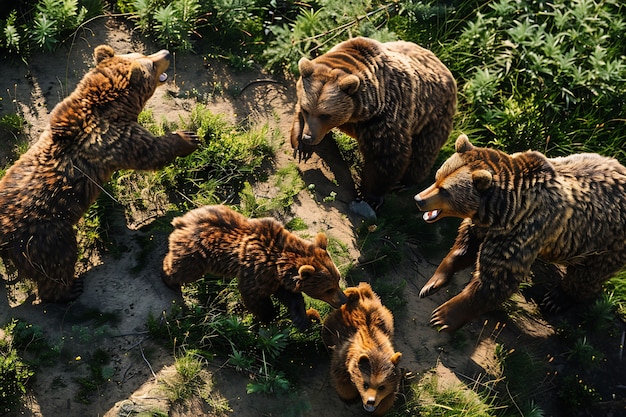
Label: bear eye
xmin=363 ymin=383 xmax=369 ymax=389
xmin=378 ymin=385 xmax=385 ymax=391
xmin=318 ymin=114 xmax=331 ymax=121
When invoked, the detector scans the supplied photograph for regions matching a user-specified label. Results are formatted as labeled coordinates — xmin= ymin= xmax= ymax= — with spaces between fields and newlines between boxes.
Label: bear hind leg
xmin=11 ymin=228 xmax=80 ymax=302
xmin=542 ymin=259 xmax=618 ymax=313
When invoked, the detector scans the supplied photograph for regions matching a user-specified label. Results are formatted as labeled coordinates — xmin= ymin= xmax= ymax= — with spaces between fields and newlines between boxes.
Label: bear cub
xmin=322 ymin=282 xmax=402 ymax=416
xmin=162 ymin=205 xmax=347 ymax=330
xmin=415 ymin=134 xmax=626 ymax=332
xmin=0 ymin=45 xmax=198 ymax=303
xmin=291 ymin=37 xmax=457 ymax=209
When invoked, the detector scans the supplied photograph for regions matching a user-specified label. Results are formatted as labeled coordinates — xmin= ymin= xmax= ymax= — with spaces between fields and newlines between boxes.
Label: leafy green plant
xmin=74 ymin=348 xmax=114 ymax=404
xmin=438 ymin=0 xmax=626 ymax=158
xmin=0 ymin=321 xmax=34 ymax=412
xmin=263 ymin=2 xmax=398 ymax=73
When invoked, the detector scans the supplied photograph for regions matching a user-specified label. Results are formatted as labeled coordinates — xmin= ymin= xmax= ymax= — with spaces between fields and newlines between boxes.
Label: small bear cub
xmin=162 ymin=205 xmax=347 ymax=330
xmin=322 ymin=282 xmax=402 ymax=416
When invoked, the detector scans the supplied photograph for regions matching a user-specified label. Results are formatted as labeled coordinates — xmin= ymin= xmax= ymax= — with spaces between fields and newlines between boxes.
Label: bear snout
xmin=301 ymin=133 xmax=314 ymax=145
xmin=363 ymin=398 xmax=377 ymax=412
xmin=329 ymin=289 xmax=348 ymax=308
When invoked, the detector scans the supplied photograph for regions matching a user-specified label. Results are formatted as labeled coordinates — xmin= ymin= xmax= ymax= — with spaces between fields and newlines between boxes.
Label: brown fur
xmin=162 ymin=205 xmax=347 ymax=330
xmin=322 ymin=282 xmax=402 ymax=416
xmin=291 ymin=36 xmax=457 ymax=209
xmin=0 ymin=45 xmax=198 ymax=303
xmin=415 ymin=134 xmax=626 ymax=332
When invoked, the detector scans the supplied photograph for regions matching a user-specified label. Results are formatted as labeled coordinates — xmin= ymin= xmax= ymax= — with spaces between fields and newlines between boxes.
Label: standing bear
xmin=322 ymin=282 xmax=402 ymax=416
xmin=291 ymin=36 xmax=457 ymax=209
xmin=415 ymin=134 xmax=626 ymax=332
xmin=162 ymin=205 xmax=347 ymax=330
xmin=0 ymin=45 xmax=198 ymax=303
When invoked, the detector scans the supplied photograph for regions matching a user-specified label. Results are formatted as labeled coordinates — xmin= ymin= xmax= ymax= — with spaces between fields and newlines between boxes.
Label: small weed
xmin=74 ymin=348 xmax=113 ymax=404
xmin=0 ymin=320 xmax=34 ymax=412
xmin=397 ymin=369 xmax=499 ymax=417
xmin=285 ymin=217 xmax=307 ymax=231
xmin=557 ymin=373 xmax=601 ymax=412
xmin=161 ymin=350 xmax=211 ymax=403
xmin=564 ymin=337 xmax=605 ymax=370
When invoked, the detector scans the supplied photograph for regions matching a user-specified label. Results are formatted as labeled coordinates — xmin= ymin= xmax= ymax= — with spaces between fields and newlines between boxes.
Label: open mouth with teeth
xmin=422 ymin=209 xmax=441 ymax=223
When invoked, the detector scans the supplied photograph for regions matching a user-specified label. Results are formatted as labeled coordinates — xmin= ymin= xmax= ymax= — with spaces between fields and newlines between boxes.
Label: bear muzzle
xmin=414 ymin=185 xmax=443 ymax=223
xmin=328 ymin=289 xmax=348 ymax=308
xmin=148 ymin=49 xmax=171 ymax=84
xmin=363 ymin=396 xmax=377 ymax=412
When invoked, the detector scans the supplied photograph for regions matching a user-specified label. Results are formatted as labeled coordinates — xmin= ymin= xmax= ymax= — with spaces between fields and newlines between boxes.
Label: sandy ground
xmin=1 ymin=17 xmax=625 ymax=417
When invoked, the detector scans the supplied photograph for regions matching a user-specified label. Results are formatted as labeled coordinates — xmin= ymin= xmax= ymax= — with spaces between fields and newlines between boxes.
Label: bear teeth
xmin=423 ymin=210 xmax=440 ymax=222
xmin=159 ymin=73 xmax=168 ymax=82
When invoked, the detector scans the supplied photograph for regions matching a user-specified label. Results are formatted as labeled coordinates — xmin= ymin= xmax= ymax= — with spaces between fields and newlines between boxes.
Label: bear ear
xmin=298 ymin=265 xmax=316 ymax=280
xmin=472 ymin=169 xmax=493 ymax=191
xmin=94 ymin=45 xmax=115 ymax=64
xmin=455 ymin=134 xmax=473 ymax=153
xmin=357 ymin=354 xmax=371 ymax=374
xmin=298 ymin=58 xmax=314 ymax=78
xmin=339 ymin=75 xmax=360 ymax=94
xmin=315 ymin=233 xmax=328 ymax=249
xmin=390 ymin=352 xmax=402 ymax=365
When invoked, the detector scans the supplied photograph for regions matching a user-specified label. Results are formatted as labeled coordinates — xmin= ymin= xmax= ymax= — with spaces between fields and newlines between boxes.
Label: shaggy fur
xmin=0 ymin=45 xmax=198 ymax=302
xmin=291 ymin=36 xmax=457 ymax=209
xmin=415 ymin=134 xmax=626 ymax=332
xmin=322 ymin=282 xmax=402 ymax=416
xmin=162 ymin=205 xmax=347 ymax=330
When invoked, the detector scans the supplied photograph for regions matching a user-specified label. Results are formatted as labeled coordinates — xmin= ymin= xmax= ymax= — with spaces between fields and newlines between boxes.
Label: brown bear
xmin=161 ymin=204 xmax=347 ymax=330
xmin=414 ymin=134 xmax=626 ymax=332
xmin=291 ymin=36 xmax=457 ymax=209
xmin=322 ymin=282 xmax=402 ymax=416
xmin=0 ymin=45 xmax=198 ymax=303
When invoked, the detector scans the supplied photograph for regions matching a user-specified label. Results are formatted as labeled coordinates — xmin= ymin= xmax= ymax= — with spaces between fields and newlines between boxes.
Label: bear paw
xmin=541 ymin=286 xmax=574 ymax=314
xmin=430 ymin=294 xmax=475 ymax=332
xmin=175 ymin=130 xmax=201 ymax=145
xmin=306 ymin=308 xmax=322 ymax=323
xmin=292 ymin=140 xmax=313 ymax=162
xmin=419 ymin=273 xmax=451 ymax=298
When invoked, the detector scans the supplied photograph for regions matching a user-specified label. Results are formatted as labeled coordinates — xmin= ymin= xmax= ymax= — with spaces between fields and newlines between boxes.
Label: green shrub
xmin=0 ymin=321 xmax=34 ymax=412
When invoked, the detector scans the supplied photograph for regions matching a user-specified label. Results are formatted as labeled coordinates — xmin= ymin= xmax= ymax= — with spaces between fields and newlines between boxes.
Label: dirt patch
xmin=1 ymin=17 xmax=625 ymax=417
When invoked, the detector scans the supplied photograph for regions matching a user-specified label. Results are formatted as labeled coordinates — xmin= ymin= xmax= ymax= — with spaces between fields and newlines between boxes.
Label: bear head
xmin=291 ymin=57 xmax=360 ymax=148
xmin=292 ymin=233 xmax=347 ymax=308
xmin=51 ymin=45 xmax=172 ymax=132
xmin=414 ymin=134 xmax=552 ymax=227
xmin=348 ymin=348 xmax=402 ymax=414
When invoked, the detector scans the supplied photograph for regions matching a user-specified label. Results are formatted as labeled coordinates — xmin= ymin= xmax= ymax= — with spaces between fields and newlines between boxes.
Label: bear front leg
xmin=359 ymin=136 xmax=411 ymax=210
xmin=113 ymin=124 xmax=199 ymax=171
xmin=420 ymin=219 xmax=484 ymax=298
xmin=431 ymin=234 xmax=536 ymax=332
xmin=274 ymin=287 xmax=319 ymax=330
xmin=239 ymin=288 xmax=278 ymax=324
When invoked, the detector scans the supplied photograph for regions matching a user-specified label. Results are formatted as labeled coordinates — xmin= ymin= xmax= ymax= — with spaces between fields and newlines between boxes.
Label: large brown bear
xmin=291 ymin=36 xmax=457 ymax=209
xmin=415 ymin=134 xmax=626 ymax=332
xmin=0 ymin=45 xmax=198 ymax=303
xmin=322 ymin=282 xmax=402 ymax=416
xmin=162 ymin=205 xmax=347 ymax=330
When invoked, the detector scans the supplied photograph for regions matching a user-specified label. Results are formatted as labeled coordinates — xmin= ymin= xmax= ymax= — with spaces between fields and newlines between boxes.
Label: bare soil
xmin=1 ymin=17 xmax=625 ymax=417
